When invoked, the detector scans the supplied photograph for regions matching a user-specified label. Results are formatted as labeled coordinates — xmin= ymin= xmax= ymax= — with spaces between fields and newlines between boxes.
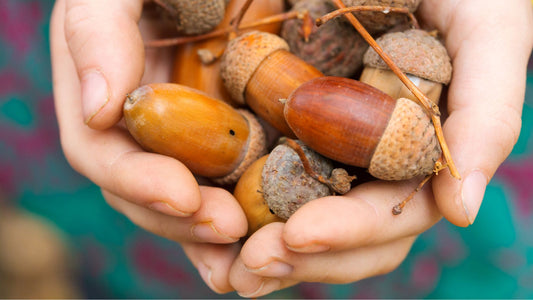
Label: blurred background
xmin=1 ymin=0 xmax=533 ymax=298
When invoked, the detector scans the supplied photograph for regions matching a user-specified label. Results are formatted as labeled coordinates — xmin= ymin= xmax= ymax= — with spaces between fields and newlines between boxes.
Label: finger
xmin=51 ymin=1 xmax=202 ymax=216
xmin=229 ymin=255 xmax=300 ymax=298
xmin=231 ymin=223 xmax=415 ymax=298
xmin=281 ymin=178 xmax=441 ymax=253
xmin=421 ymin=0 xmax=533 ymax=226
xmin=64 ymin=0 xmax=144 ymax=129
xmin=181 ymin=242 xmax=241 ymax=294
xmin=103 ymin=186 xmax=247 ymax=243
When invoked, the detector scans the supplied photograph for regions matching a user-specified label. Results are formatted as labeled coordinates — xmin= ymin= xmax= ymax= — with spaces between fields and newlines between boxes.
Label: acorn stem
xmin=316 ymin=6 xmax=420 ymax=29
xmin=282 ymin=138 xmax=355 ymax=195
xmin=392 ymin=158 xmax=447 ymax=215
xmin=145 ymin=10 xmax=301 ymax=48
xmin=327 ymin=0 xmax=460 ymax=180
xmin=229 ymin=0 xmax=254 ymax=34
xmin=392 ymin=173 xmax=434 ymax=215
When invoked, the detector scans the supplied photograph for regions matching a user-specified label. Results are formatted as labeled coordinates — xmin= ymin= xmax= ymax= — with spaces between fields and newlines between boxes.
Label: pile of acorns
xmin=125 ymin=0 xmax=453 ymax=235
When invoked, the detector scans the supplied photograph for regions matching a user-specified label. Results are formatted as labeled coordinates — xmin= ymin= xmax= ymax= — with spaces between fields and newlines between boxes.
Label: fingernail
xmin=191 ymin=222 xmax=239 ymax=243
xmin=238 ymin=278 xmax=281 ymax=298
xmin=81 ymin=70 xmax=109 ymax=124
xmin=148 ymin=201 xmax=192 ymax=217
xmin=246 ymin=260 xmax=293 ymax=277
xmin=197 ymin=262 xmax=224 ymax=294
xmin=286 ymin=243 xmax=330 ymax=253
xmin=461 ymin=170 xmax=488 ymax=225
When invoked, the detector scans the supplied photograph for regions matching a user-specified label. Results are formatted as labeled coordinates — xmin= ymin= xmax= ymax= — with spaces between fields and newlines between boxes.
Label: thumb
xmin=64 ymin=0 xmax=145 ymax=129
xmin=432 ymin=5 xmax=533 ymax=227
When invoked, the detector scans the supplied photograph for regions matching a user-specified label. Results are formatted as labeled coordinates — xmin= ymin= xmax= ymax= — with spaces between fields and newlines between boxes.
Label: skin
xmin=50 ymin=0 xmax=533 ymax=296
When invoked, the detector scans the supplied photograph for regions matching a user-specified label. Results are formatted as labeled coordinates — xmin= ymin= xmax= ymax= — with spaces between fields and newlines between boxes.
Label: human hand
xmin=50 ymin=0 xmax=248 ymax=293
xmin=228 ymin=0 xmax=533 ymax=297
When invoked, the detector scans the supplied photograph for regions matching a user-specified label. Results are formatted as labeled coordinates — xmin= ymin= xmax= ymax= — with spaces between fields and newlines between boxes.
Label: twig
xmin=316 ymin=6 xmax=419 ymax=29
xmin=145 ymin=10 xmax=302 ymax=47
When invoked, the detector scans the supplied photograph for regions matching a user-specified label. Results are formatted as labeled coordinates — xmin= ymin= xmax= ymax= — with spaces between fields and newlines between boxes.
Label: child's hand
xmin=50 ymin=0 xmax=248 ymax=293
xmin=228 ymin=0 xmax=533 ymax=297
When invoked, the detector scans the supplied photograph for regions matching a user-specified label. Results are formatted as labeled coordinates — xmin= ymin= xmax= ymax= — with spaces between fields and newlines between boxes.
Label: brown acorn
xmin=220 ymin=30 xmax=323 ymax=137
xmin=157 ymin=0 xmax=227 ymax=35
xmin=360 ymin=29 xmax=452 ymax=104
xmin=284 ymin=76 xmax=441 ymax=181
xmin=233 ymin=155 xmax=284 ymax=236
xmin=280 ymin=0 xmax=368 ymax=77
xmin=123 ymin=83 xmax=266 ymax=185
xmin=171 ymin=0 xmax=286 ymax=106
xmin=341 ymin=0 xmax=422 ymax=34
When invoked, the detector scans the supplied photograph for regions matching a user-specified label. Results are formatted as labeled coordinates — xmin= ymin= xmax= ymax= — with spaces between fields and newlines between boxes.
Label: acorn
xmin=341 ymin=0 xmax=422 ymax=34
xmin=220 ymin=30 xmax=323 ymax=137
xmin=171 ymin=0 xmax=286 ymax=106
xmin=280 ymin=0 xmax=368 ymax=77
xmin=123 ymin=83 xmax=266 ymax=185
xmin=234 ymin=140 xmax=354 ymax=235
xmin=158 ymin=0 xmax=227 ymax=35
xmin=284 ymin=76 xmax=442 ymax=181
xmin=360 ymin=29 xmax=452 ymax=104
xmin=233 ymin=155 xmax=284 ymax=236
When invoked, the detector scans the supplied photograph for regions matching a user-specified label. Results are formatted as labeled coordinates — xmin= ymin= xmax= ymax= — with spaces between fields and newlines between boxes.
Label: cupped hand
xmin=50 ymin=0 xmax=248 ymax=293
xmin=229 ymin=0 xmax=533 ymax=297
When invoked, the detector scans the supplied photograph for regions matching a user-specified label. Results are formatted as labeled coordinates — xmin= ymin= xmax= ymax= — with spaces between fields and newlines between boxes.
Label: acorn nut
xmin=360 ymin=29 xmax=452 ymax=103
xmin=171 ymin=0 xmax=286 ymax=106
xmin=280 ymin=0 xmax=368 ymax=77
xmin=284 ymin=76 xmax=442 ymax=181
xmin=220 ymin=30 xmax=323 ymax=137
xmin=123 ymin=83 xmax=266 ymax=185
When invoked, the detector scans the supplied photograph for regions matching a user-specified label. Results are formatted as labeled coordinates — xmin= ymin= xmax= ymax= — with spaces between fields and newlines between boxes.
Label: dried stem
xmin=145 ymin=10 xmax=301 ymax=47
xmin=325 ymin=0 xmax=460 ymax=180
xmin=392 ymin=159 xmax=447 ymax=215
xmin=316 ymin=6 xmax=419 ymax=29
xmin=282 ymin=138 xmax=356 ymax=195
xmin=392 ymin=173 xmax=433 ymax=215
xmin=229 ymin=0 xmax=255 ymax=34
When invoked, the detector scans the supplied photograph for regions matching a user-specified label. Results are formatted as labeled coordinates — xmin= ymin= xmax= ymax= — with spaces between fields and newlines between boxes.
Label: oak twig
xmin=316 ymin=6 xmax=420 ymax=29
xmin=145 ymin=10 xmax=302 ymax=47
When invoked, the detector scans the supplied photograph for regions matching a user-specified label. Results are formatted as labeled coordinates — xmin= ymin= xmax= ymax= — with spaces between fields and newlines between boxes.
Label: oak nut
xmin=220 ymin=30 xmax=323 ymax=137
xmin=233 ymin=155 xmax=284 ymax=236
xmin=171 ymin=0 xmax=286 ymax=106
xmin=360 ymin=29 xmax=452 ymax=103
xmin=280 ymin=0 xmax=368 ymax=77
xmin=284 ymin=76 xmax=442 ymax=181
xmin=159 ymin=0 xmax=226 ymax=35
xmin=341 ymin=0 xmax=422 ymax=34
xmin=123 ymin=83 xmax=266 ymax=185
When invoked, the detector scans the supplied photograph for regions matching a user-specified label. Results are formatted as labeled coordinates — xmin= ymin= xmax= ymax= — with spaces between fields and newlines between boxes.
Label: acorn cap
xmin=168 ymin=0 xmax=226 ymax=35
xmin=212 ymin=109 xmax=267 ymax=185
xmin=368 ymin=98 xmax=441 ymax=180
xmin=220 ymin=31 xmax=290 ymax=105
xmin=280 ymin=0 xmax=368 ymax=77
xmin=262 ymin=141 xmax=333 ymax=220
xmin=363 ymin=29 xmax=452 ymax=84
